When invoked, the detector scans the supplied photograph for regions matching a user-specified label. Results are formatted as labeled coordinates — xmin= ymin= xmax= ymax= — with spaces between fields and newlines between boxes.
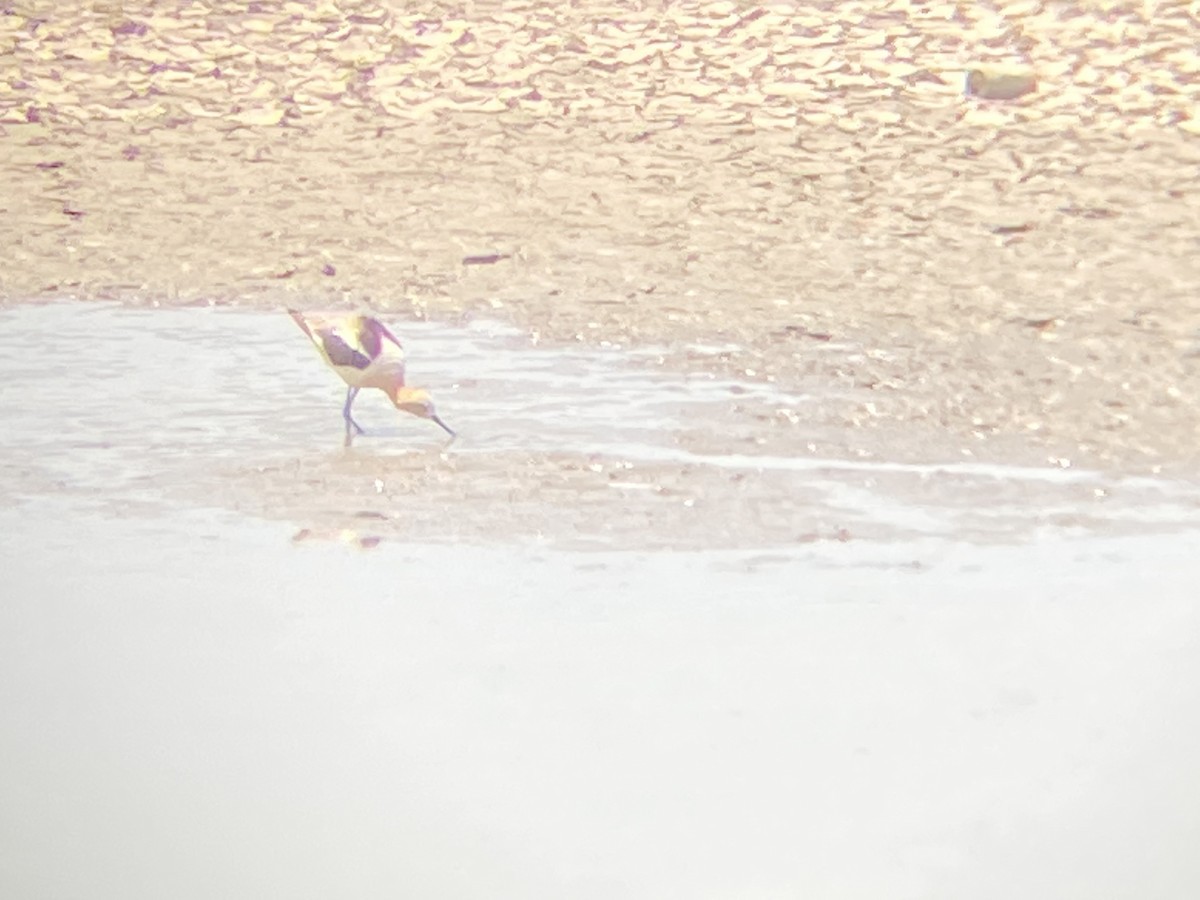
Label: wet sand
xmin=5 ymin=303 xmax=1200 ymax=550
xmin=4 ymin=2 xmax=1200 ymax=896
xmin=3 ymin=0 xmax=1200 ymax=470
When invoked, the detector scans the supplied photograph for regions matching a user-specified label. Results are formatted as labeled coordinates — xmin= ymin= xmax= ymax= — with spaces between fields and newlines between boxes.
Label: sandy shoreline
xmin=3 ymin=1 xmax=1200 ymax=472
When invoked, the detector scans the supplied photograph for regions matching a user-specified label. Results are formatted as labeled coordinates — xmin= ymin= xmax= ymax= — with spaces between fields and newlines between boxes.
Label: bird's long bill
xmin=431 ymin=414 xmax=456 ymax=438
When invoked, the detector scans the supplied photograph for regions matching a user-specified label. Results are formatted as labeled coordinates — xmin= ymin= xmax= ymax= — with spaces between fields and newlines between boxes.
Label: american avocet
xmin=288 ymin=309 xmax=455 ymax=440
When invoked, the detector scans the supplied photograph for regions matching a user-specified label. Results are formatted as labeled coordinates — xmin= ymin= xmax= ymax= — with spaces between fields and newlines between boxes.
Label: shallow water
xmin=3 ymin=501 xmax=1200 ymax=899
xmin=3 ymin=301 xmax=1199 ymax=549
xmin=3 ymin=301 xmax=1200 ymax=898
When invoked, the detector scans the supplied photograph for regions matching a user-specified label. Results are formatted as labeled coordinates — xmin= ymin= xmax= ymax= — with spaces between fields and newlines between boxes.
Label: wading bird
xmin=288 ymin=309 xmax=455 ymax=441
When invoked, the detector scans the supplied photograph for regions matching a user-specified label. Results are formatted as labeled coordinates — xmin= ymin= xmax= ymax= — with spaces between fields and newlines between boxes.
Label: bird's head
xmin=389 ymin=386 xmax=455 ymax=437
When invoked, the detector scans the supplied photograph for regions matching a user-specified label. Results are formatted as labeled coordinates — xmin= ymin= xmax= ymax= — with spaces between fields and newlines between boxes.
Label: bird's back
xmin=289 ymin=309 xmax=407 ymax=388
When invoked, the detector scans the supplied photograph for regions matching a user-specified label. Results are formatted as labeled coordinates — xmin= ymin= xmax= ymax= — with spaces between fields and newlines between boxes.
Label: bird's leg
xmin=343 ymin=387 xmax=365 ymax=435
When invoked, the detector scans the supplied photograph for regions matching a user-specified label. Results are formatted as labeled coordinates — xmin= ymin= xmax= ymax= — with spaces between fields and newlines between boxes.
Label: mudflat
xmin=3 ymin=0 xmax=1199 ymax=474
xmin=5 ymin=6 xmax=1200 ymax=897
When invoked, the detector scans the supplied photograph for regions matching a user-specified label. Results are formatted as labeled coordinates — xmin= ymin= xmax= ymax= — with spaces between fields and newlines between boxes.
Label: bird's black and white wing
xmin=316 ymin=326 xmax=373 ymax=370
